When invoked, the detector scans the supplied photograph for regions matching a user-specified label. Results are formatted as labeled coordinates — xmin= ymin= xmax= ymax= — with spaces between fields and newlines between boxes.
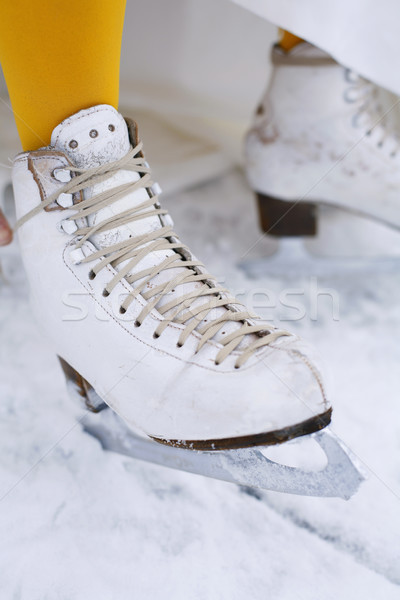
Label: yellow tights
xmin=0 ymin=0 xmax=126 ymax=150
xmin=278 ymin=29 xmax=304 ymax=52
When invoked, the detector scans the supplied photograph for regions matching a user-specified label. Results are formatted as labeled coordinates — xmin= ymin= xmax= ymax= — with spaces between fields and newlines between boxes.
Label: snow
xmin=1 ymin=167 xmax=400 ymax=599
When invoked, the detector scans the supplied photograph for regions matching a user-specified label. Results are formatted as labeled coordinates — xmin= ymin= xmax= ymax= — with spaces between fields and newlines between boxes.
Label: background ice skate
xmin=1 ymin=1 xmax=400 ymax=598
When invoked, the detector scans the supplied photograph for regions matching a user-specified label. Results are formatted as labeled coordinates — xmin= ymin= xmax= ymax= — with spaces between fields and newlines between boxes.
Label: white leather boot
xmin=245 ymin=42 xmax=400 ymax=237
xmin=12 ymin=105 xmax=330 ymax=450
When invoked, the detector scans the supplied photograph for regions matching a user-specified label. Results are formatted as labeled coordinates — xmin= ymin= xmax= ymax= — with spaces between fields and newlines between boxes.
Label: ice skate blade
xmin=82 ymin=409 xmax=364 ymax=500
xmin=240 ymin=238 xmax=400 ymax=279
xmin=254 ymin=194 xmax=400 ymax=261
xmin=306 ymin=204 xmax=400 ymax=258
xmin=59 ymin=359 xmax=364 ymax=498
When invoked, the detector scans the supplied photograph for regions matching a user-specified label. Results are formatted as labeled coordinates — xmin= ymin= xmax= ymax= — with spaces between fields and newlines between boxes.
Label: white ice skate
xmin=12 ymin=105 xmax=363 ymax=498
xmin=245 ymin=42 xmax=400 ymax=253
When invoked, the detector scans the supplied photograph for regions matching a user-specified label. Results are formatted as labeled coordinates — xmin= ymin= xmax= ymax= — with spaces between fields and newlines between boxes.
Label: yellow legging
xmin=279 ymin=29 xmax=304 ymax=52
xmin=0 ymin=0 xmax=126 ymax=151
xmin=0 ymin=6 xmax=301 ymax=153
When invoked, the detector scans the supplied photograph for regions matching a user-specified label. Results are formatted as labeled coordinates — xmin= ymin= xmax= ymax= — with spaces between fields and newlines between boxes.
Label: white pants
xmin=231 ymin=0 xmax=400 ymax=95
xmin=114 ymin=0 xmax=400 ymax=175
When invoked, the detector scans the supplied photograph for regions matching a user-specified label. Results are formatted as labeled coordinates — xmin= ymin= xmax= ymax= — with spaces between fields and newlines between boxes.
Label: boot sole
xmin=152 ymin=408 xmax=332 ymax=451
xmin=59 ymin=356 xmax=332 ymax=451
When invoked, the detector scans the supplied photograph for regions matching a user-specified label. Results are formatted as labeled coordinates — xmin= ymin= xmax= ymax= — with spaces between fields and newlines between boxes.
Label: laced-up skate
xmin=12 ymin=105 xmax=363 ymax=497
xmin=246 ymin=41 xmax=400 ymax=239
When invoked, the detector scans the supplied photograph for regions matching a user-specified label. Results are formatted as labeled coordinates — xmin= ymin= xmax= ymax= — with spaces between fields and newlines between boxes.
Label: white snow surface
xmin=1 ymin=169 xmax=400 ymax=599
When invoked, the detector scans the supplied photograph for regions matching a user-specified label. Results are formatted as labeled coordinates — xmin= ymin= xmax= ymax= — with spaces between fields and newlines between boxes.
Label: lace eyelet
xmin=234 ymin=365 xmax=240 ymax=370
xmin=102 ymin=289 xmax=110 ymax=297
xmin=108 ymin=124 xmax=115 ymax=132
xmin=120 ymin=307 xmax=127 ymax=315
xmin=88 ymin=270 xmax=96 ymax=280
xmin=134 ymin=319 xmax=141 ymax=326
xmin=52 ymin=168 xmax=71 ymax=183
xmin=153 ymin=332 xmax=160 ymax=339
xmin=176 ymin=342 xmax=183 ymax=348
xmin=69 ymin=140 xmax=78 ymax=149
xmin=343 ymin=87 xmax=358 ymax=103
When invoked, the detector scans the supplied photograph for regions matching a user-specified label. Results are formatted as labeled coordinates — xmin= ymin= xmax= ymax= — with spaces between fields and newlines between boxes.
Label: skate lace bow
xmin=16 ymin=142 xmax=289 ymax=367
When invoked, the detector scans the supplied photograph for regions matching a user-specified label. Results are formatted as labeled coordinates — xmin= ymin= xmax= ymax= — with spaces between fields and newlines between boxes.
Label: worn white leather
xmin=13 ymin=105 xmax=328 ymax=442
xmin=245 ymin=43 xmax=400 ymax=230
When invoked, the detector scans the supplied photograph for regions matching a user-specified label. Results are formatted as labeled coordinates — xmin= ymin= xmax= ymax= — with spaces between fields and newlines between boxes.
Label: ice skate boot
xmin=245 ymin=42 xmax=400 ymax=258
xmin=12 ymin=105 xmax=363 ymax=497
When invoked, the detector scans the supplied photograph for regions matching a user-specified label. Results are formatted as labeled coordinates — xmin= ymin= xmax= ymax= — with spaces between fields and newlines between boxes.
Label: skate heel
xmin=256 ymin=193 xmax=317 ymax=237
xmin=58 ymin=356 xmax=107 ymax=413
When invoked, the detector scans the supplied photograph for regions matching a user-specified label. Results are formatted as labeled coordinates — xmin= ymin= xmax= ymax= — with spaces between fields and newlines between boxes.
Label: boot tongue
xmin=50 ymin=104 xmax=130 ymax=168
xmin=50 ymin=103 xmax=157 ymax=249
xmin=50 ymin=104 xmax=176 ymax=299
xmin=50 ymin=105 xmax=255 ymax=350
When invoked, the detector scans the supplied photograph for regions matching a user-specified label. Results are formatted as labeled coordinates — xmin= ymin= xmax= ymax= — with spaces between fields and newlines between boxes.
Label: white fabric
xmin=231 ymin=0 xmax=400 ymax=95
xmin=118 ymin=0 xmax=277 ymax=163
xmin=117 ymin=0 xmax=400 ymax=167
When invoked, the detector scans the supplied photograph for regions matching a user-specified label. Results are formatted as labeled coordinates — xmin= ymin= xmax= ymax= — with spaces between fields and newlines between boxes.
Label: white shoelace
xmin=344 ymin=68 xmax=400 ymax=155
xmin=16 ymin=143 xmax=290 ymax=367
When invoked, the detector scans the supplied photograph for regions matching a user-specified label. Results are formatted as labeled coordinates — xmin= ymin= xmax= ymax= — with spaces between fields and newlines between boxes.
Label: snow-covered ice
xmin=1 ymin=169 xmax=400 ymax=599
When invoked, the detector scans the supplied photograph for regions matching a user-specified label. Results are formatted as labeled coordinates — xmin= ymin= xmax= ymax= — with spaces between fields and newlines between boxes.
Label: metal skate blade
xmin=82 ymin=409 xmax=365 ymax=500
xmin=240 ymin=238 xmax=400 ymax=279
xmin=306 ymin=204 xmax=400 ymax=259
